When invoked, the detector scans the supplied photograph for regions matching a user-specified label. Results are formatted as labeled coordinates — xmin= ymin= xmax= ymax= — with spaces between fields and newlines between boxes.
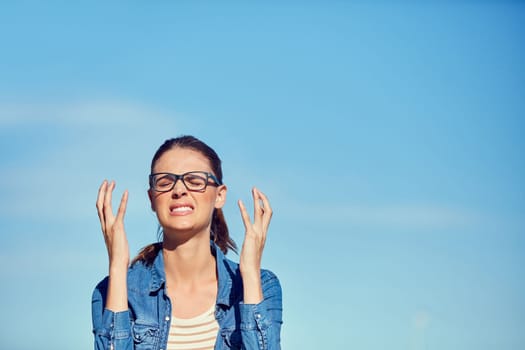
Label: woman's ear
xmin=214 ymin=185 xmax=227 ymax=209
xmin=148 ymin=189 xmax=156 ymax=212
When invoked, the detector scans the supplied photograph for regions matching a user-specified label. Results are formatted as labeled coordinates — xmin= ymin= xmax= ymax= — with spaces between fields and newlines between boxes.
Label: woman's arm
xmin=93 ymin=180 xmax=133 ymax=350
xmin=239 ymin=270 xmax=283 ymax=350
xmin=92 ymin=278 xmax=134 ymax=350
xmin=96 ymin=180 xmax=130 ymax=311
xmin=238 ymin=188 xmax=282 ymax=349
xmin=238 ymin=187 xmax=272 ymax=304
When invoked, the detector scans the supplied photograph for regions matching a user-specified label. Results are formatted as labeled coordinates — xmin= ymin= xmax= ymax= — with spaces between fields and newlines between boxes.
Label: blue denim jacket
xmin=92 ymin=243 xmax=283 ymax=350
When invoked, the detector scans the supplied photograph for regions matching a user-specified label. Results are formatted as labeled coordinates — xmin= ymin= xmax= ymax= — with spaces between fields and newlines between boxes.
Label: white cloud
xmin=410 ymin=309 xmax=431 ymax=350
xmin=0 ymin=246 xmax=106 ymax=275
xmin=285 ymin=200 xmax=480 ymax=230
xmin=412 ymin=309 xmax=431 ymax=330
xmin=340 ymin=203 xmax=478 ymax=229
xmin=0 ymin=99 xmax=172 ymax=127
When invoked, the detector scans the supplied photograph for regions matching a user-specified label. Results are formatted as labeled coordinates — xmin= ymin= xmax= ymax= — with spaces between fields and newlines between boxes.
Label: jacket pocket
xmin=220 ymin=328 xmax=242 ymax=349
xmin=132 ymin=321 xmax=160 ymax=350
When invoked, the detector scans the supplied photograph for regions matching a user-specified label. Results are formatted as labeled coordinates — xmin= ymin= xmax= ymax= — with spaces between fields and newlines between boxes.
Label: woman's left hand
xmin=238 ymin=187 xmax=273 ymax=303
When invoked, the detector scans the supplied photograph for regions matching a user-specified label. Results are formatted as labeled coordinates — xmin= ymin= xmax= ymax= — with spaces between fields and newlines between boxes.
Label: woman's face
xmin=148 ymin=147 xmax=226 ymax=237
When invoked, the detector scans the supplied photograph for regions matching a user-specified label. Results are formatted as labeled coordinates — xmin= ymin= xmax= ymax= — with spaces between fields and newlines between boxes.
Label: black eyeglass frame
xmin=149 ymin=171 xmax=222 ymax=193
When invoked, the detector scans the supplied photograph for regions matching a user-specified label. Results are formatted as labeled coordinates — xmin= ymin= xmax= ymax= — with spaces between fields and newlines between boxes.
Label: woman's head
xmin=148 ymin=135 xmax=236 ymax=254
xmin=150 ymin=136 xmax=223 ymax=183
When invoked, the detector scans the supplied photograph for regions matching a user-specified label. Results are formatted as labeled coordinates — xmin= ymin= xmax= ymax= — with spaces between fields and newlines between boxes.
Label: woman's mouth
xmin=169 ymin=204 xmax=194 ymax=215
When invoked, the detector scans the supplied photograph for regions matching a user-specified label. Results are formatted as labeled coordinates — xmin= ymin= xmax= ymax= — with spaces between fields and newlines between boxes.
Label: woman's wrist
xmin=106 ymin=269 xmax=128 ymax=312
xmin=241 ymin=272 xmax=263 ymax=304
xmin=109 ymin=259 xmax=129 ymax=274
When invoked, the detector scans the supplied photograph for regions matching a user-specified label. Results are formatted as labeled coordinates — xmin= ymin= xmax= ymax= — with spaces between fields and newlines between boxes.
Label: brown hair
xmin=132 ymin=135 xmax=237 ymax=266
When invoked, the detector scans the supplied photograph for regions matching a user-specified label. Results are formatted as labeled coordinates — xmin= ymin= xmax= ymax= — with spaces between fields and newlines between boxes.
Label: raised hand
xmin=96 ymin=180 xmax=130 ymax=269
xmin=238 ymin=187 xmax=273 ymax=304
xmin=96 ymin=180 xmax=130 ymax=312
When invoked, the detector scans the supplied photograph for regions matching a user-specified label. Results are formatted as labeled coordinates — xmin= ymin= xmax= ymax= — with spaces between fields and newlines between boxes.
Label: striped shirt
xmin=167 ymin=305 xmax=219 ymax=350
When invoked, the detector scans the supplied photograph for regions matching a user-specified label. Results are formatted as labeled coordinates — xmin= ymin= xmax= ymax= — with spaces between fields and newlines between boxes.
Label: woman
xmin=92 ymin=135 xmax=282 ymax=350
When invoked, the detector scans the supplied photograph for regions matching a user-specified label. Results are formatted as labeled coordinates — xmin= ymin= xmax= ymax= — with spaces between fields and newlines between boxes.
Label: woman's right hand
xmin=96 ymin=180 xmax=130 ymax=269
xmin=96 ymin=180 xmax=130 ymax=312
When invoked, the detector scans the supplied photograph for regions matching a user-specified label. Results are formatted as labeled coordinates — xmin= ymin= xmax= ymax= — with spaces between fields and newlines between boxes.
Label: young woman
xmin=92 ymin=135 xmax=282 ymax=350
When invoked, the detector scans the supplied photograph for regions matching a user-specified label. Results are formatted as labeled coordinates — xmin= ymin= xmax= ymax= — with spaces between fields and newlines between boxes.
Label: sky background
xmin=0 ymin=1 xmax=524 ymax=349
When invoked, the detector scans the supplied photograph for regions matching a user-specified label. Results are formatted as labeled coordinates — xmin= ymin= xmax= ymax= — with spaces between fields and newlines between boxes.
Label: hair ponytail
xmin=131 ymin=242 xmax=162 ymax=266
xmin=212 ymin=208 xmax=237 ymax=254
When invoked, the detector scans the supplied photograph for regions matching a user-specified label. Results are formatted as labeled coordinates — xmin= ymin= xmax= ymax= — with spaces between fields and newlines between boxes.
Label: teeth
xmin=171 ymin=206 xmax=192 ymax=212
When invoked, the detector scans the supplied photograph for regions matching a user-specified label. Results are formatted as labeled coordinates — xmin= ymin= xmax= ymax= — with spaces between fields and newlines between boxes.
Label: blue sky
xmin=0 ymin=1 xmax=524 ymax=349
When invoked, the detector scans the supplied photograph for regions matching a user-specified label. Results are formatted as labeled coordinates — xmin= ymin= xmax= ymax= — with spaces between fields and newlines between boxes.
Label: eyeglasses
xmin=149 ymin=171 xmax=222 ymax=193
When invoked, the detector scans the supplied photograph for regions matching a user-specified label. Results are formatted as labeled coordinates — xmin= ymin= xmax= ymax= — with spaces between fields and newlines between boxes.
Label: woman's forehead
xmin=153 ymin=147 xmax=212 ymax=172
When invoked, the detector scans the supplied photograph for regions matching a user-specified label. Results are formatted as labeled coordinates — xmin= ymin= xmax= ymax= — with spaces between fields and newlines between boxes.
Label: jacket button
xmin=165 ymin=316 xmax=170 ymax=321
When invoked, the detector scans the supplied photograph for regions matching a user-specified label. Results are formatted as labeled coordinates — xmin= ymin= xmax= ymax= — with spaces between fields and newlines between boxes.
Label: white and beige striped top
xmin=167 ymin=305 xmax=219 ymax=350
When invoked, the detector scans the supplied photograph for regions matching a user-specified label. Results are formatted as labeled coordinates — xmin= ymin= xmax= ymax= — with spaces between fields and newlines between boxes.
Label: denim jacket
xmin=92 ymin=243 xmax=283 ymax=350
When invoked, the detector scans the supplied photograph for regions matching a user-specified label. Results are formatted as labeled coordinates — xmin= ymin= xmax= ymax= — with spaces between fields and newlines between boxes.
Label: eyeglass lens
xmin=152 ymin=173 xmax=208 ymax=192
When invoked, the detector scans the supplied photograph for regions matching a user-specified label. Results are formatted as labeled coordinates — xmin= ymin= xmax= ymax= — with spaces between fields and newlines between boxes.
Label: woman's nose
xmin=171 ymin=179 xmax=187 ymax=197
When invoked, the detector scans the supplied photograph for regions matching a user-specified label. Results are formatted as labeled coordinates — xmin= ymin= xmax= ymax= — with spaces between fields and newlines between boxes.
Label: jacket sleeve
xmin=92 ymin=277 xmax=134 ymax=350
xmin=239 ymin=270 xmax=283 ymax=350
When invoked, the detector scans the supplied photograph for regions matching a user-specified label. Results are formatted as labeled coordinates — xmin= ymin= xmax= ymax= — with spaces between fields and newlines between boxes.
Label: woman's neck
xmin=162 ymin=232 xmax=217 ymax=285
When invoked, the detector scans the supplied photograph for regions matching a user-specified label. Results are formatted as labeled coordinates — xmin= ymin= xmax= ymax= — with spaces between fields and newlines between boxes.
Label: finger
xmin=103 ymin=180 xmax=116 ymax=222
xmin=237 ymin=199 xmax=251 ymax=230
xmin=252 ymin=187 xmax=263 ymax=227
xmin=96 ymin=180 xmax=108 ymax=232
xmin=256 ymin=189 xmax=273 ymax=230
xmin=116 ymin=190 xmax=129 ymax=222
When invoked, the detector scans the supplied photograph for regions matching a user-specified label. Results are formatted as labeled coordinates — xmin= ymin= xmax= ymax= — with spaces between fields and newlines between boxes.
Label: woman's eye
xmin=185 ymin=175 xmax=205 ymax=186
xmin=156 ymin=177 xmax=173 ymax=187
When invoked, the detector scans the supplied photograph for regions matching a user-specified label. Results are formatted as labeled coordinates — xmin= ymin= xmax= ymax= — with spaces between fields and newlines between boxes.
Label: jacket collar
xmin=149 ymin=248 xmax=166 ymax=292
xmin=148 ymin=241 xmax=240 ymax=308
